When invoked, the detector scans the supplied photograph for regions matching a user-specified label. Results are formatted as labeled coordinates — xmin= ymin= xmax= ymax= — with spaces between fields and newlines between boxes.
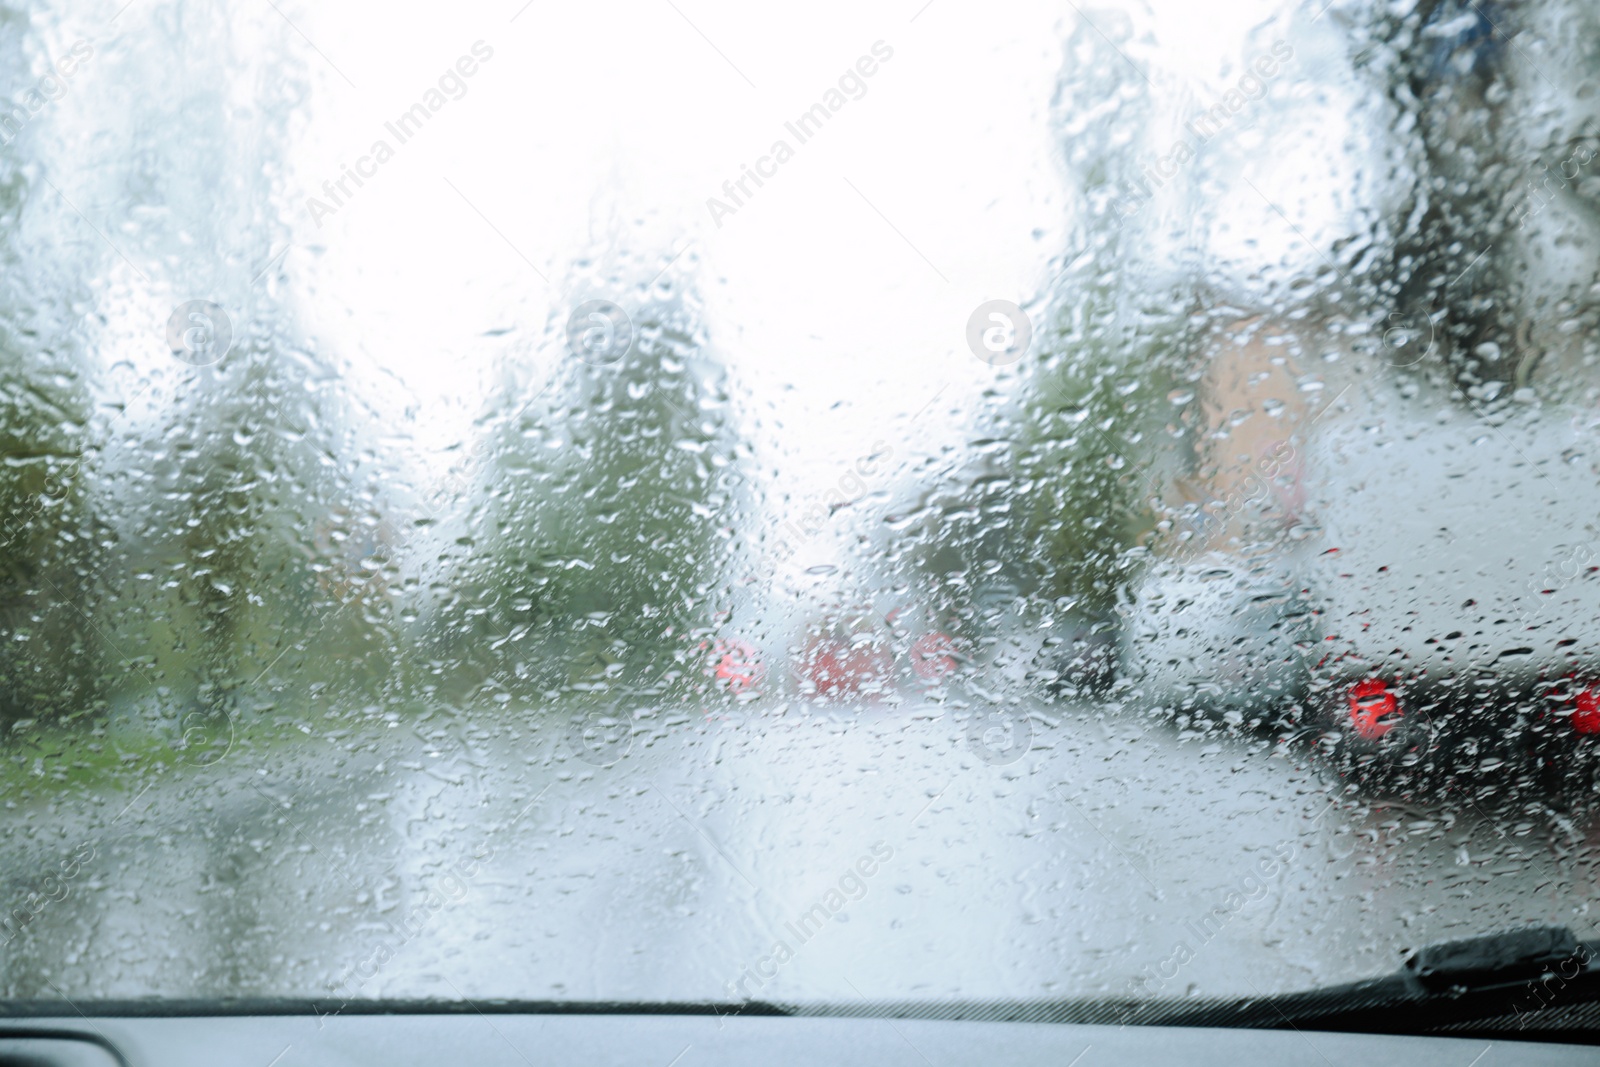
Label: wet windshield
xmin=3 ymin=0 xmax=1600 ymax=1012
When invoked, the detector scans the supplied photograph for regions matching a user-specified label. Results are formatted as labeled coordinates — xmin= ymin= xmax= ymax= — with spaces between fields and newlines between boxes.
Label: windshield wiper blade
xmin=1407 ymin=925 xmax=1581 ymax=991
xmin=1251 ymin=925 xmax=1600 ymax=1039
xmin=775 ymin=926 xmax=1600 ymax=1042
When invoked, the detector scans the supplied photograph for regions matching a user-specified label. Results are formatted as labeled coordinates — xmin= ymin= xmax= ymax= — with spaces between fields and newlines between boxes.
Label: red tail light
xmin=797 ymin=637 xmax=891 ymax=699
xmin=1572 ymin=686 xmax=1600 ymax=735
xmin=709 ymin=638 xmax=764 ymax=696
xmin=1347 ymin=678 xmax=1402 ymax=740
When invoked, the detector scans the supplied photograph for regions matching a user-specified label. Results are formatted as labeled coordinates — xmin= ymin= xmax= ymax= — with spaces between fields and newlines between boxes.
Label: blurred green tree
xmin=437 ymin=270 xmax=741 ymax=706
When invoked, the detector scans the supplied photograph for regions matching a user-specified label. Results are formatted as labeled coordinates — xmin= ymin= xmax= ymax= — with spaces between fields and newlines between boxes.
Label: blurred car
xmin=699 ymin=604 xmax=967 ymax=707
xmin=1120 ymin=389 xmax=1600 ymax=790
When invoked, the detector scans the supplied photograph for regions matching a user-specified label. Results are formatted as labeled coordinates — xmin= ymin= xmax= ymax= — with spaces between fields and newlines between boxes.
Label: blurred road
xmin=3 ymin=697 xmax=1596 ymax=1005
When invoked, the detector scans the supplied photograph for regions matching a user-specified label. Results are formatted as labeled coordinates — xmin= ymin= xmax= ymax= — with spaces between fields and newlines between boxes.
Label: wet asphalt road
xmin=2 ymin=698 xmax=1597 ymax=1005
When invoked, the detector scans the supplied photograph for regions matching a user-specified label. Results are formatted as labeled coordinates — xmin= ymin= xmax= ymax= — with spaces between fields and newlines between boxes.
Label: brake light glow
xmin=1347 ymin=678 xmax=1401 ymax=740
xmin=1573 ymin=686 xmax=1600 ymax=735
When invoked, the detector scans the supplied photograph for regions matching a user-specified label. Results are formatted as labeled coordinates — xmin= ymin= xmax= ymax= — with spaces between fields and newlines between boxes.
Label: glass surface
xmin=3 ymin=0 xmax=1599 ymax=1009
